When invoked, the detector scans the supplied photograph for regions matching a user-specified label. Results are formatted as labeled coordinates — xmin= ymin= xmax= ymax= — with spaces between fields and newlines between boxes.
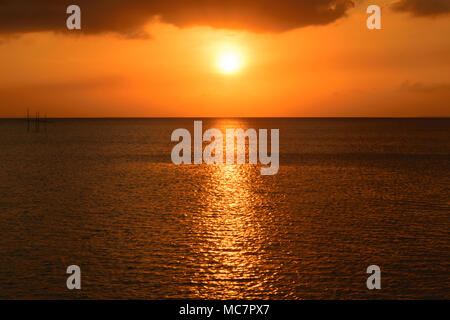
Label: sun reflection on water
xmin=191 ymin=164 xmax=267 ymax=298
xmin=180 ymin=119 xmax=286 ymax=299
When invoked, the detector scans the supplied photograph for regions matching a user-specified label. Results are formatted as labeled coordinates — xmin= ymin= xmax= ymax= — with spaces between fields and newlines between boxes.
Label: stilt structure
xmin=27 ymin=109 xmax=30 ymax=132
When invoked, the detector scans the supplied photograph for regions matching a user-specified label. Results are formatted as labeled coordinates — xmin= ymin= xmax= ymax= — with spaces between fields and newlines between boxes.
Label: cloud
xmin=400 ymin=81 xmax=450 ymax=93
xmin=0 ymin=0 xmax=355 ymax=35
xmin=392 ymin=0 xmax=450 ymax=17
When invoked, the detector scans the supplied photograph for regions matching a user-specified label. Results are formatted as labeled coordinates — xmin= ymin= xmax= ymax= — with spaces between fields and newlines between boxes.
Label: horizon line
xmin=2 ymin=116 xmax=450 ymax=120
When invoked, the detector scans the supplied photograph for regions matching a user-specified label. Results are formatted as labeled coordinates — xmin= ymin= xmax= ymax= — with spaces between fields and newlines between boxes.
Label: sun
xmin=217 ymin=51 xmax=242 ymax=74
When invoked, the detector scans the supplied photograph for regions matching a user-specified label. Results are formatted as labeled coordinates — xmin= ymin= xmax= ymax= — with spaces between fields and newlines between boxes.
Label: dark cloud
xmin=0 ymin=0 xmax=354 ymax=35
xmin=392 ymin=0 xmax=450 ymax=17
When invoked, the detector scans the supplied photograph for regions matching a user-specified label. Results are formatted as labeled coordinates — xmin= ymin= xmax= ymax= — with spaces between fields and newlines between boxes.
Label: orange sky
xmin=0 ymin=0 xmax=449 ymax=117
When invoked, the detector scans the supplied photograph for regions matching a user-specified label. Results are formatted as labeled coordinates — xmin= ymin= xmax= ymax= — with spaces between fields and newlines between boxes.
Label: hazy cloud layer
xmin=392 ymin=0 xmax=450 ymax=16
xmin=400 ymin=81 xmax=450 ymax=93
xmin=0 ymin=0 xmax=355 ymax=35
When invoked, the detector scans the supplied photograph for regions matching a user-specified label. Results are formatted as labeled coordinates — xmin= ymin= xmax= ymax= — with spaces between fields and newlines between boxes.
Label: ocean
xmin=0 ymin=118 xmax=449 ymax=299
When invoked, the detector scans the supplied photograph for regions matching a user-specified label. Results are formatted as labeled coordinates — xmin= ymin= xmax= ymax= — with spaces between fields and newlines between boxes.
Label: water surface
xmin=0 ymin=118 xmax=449 ymax=299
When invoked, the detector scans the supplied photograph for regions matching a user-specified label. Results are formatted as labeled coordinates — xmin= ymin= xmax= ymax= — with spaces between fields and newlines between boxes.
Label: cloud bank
xmin=392 ymin=0 xmax=450 ymax=16
xmin=0 ymin=0 xmax=355 ymax=35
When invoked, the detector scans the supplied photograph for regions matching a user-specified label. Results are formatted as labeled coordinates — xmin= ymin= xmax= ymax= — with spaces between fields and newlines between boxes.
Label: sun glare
xmin=217 ymin=51 xmax=242 ymax=74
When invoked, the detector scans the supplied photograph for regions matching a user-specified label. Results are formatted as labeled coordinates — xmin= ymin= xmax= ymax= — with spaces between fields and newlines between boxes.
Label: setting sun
xmin=217 ymin=51 xmax=242 ymax=74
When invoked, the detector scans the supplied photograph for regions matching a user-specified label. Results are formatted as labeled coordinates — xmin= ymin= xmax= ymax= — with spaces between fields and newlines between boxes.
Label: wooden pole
xmin=27 ymin=109 xmax=30 ymax=132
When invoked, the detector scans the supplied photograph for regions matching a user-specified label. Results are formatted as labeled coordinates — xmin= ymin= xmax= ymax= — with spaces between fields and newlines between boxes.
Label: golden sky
xmin=0 ymin=0 xmax=449 ymax=117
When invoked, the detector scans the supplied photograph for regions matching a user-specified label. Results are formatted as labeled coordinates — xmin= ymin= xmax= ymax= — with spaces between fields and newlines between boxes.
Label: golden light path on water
xmin=186 ymin=119 xmax=282 ymax=299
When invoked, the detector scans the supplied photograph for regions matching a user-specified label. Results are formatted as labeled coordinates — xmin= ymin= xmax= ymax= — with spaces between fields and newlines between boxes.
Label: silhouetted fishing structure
xmin=27 ymin=109 xmax=47 ymax=133
xmin=27 ymin=109 xmax=30 ymax=132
